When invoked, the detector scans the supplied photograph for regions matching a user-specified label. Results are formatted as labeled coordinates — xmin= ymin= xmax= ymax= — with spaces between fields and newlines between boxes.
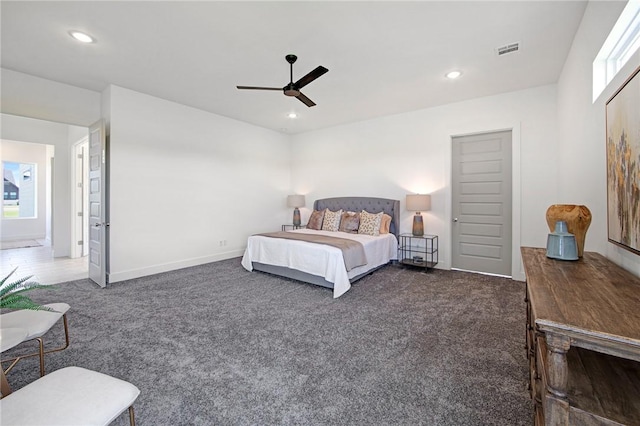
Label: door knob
xmin=453 ymin=218 xmax=458 ymax=222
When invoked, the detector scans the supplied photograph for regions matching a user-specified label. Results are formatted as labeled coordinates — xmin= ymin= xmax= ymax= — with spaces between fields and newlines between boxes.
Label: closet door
xmin=451 ymin=130 xmax=512 ymax=276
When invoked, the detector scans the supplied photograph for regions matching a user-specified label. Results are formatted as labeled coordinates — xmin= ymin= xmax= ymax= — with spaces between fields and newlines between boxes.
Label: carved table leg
xmin=545 ymin=333 xmax=571 ymax=425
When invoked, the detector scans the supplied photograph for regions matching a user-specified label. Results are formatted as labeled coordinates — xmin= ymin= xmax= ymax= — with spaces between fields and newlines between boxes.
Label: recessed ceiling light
xmin=69 ymin=31 xmax=94 ymax=43
xmin=288 ymin=112 xmax=298 ymax=119
xmin=446 ymin=70 xmax=462 ymax=79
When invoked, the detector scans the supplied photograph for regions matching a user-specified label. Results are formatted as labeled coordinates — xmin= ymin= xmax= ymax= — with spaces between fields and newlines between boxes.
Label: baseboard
xmin=1 ymin=234 xmax=46 ymax=242
xmin=108 ymin=249 xmax=245 ymax=283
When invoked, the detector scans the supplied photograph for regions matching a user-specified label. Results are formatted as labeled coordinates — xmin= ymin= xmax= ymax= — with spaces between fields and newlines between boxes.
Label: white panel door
xmin=88 ymin=120 xmax=108 ymax=287
xmin=73 ymin=140 xmax=89 ymax=258
xmin=452 ymin=130 xmax=512 ymax=276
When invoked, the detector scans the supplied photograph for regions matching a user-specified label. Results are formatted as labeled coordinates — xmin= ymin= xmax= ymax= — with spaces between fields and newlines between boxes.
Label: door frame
xmin=446 ymin=122 xmax=523 ymax=281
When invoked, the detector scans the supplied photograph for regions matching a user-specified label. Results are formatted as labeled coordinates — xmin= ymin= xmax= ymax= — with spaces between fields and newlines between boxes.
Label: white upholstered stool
xmin=1 ymin=302 xmax=71 ymax=376
xmin=0 ymin=366 xmax=140 ymax=426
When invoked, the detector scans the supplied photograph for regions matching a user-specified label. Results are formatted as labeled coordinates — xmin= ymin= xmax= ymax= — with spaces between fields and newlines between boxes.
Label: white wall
xmin=0 ymin=68 xmax=101 ymax=127
xmin=0 ymin=114 xmax=88 ymax=256
xmin=1 ymin=140 xmax=48 ymax=241
xmin=557 ymin=0 xmax=640 ymax=276
xmin=106 ymin=85 xmax=292 ymax=282
xmin=291 ymin=84 xmax=559 ymax=280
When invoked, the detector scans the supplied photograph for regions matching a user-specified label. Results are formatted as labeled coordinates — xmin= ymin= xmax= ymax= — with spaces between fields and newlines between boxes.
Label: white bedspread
xmin=241 ymin=229 xmax=398 ymax=298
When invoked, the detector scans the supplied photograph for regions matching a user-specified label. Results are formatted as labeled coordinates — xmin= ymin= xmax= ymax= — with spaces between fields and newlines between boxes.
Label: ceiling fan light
xmin=69 ymin=31 xmax=94 ymax=43
xmin=446 ymin=70 xmax=462 ymax=79
xmin=288 ymin=112 xmax=298 ymax=119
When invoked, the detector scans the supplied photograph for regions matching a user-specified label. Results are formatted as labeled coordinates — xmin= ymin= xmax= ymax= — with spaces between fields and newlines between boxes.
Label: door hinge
xmin=77 ymin=183 xmax=83 ymax=188
xmin=77 ymin=154 xmax=83 ymax=159
xmin=77 ymin=212 xmax=83 ymax=217
xmin=77 ymin=240 xmax=83 ymax=245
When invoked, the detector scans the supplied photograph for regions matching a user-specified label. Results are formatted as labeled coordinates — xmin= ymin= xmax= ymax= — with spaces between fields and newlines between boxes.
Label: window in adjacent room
xmin=2 ymin=161 xmax=37 ymax=218
xmin=593 ymin=0 xmax=640 ymax=102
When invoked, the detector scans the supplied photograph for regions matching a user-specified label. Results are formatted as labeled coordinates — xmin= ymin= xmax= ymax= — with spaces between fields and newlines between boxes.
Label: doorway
xmin=0 ymin=114 xmax=90 ymax=283
xmin=451 ymin=130 xmax=512 ymax=277
xmin=0 ymin=138 xmax=88 ymax=283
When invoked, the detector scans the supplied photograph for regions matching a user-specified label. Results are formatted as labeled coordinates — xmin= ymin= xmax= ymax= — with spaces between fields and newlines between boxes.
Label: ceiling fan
xmin=237 ymin=55 xmax=328 ymax=107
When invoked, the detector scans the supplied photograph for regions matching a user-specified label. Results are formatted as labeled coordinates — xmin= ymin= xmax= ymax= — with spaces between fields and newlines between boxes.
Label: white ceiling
xmin=1 ymin=1 xmax=588 ymax=134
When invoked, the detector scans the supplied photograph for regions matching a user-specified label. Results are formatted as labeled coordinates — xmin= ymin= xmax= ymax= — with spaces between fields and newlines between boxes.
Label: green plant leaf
xmin=0 ymin=267 xmax=56 ymax=311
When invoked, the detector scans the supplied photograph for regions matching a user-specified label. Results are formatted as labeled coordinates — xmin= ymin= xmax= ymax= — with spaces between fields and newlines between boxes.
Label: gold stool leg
xmin=129 ymin=405 xmax=136 ymax=426
xmin=0 ymin=369 xmax=12 ymax=398
xmin=37 ymin=337 xmax=45 ymax=377
xmin=2 ymin=357 xmax=21 ymax=376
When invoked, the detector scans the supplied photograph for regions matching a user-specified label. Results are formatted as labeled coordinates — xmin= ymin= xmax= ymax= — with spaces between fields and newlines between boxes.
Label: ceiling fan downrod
xmin=284 ymin=54 xmax=299 ymax=97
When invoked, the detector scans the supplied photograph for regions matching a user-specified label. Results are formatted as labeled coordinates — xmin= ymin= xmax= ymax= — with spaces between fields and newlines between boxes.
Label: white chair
xmin=0 ymin=303 xmax=70 ymax=377
xmin=0 ymin=366 xmax=140 ymax=426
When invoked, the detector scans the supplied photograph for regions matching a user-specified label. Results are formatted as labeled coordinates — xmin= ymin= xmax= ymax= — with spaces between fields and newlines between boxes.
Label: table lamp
xmin=287 ymin=194 xmax=305 ymax=226
xmin=406 ymin=194 xmax=431 ymax=236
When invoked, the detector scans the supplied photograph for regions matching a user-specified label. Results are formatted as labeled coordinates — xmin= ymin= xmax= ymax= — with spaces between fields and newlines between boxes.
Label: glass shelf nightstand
xmin=281 ymin=224 xmax=306 ymax=231
xmin=398 ymin=234 xmax=438 ymax=271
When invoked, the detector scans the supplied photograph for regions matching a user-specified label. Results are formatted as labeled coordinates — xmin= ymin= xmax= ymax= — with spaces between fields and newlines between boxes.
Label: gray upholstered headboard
xmin=313 ymin=197 xmax=401 ymax=239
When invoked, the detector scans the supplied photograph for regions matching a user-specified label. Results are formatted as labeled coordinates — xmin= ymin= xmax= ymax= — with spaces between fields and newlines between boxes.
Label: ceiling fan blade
xmin=296 ymin=92 xmax=316 ymax=107
xmin=236 ymin=86 xmax=282 ymax=91
xmin=294 ymin=66 xmax=328 ymax=89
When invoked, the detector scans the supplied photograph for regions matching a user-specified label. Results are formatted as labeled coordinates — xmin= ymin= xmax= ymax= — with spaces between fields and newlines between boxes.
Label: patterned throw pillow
xmin=321 ymin=209 xmax=343 ymax=232
xmin=339 ymin=211 xmax=360 ymax=233
xmin=358 ymin=210 xmax=383 ymax=236
xmin=307 ymin=210 xmax=325 ymax=230
xmin=379 ymin=213 xmax=392 ymax=234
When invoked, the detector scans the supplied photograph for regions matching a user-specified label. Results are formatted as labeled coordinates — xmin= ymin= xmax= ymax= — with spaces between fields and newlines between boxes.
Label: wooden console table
xmin=521 ymin=247 xmax=640 ymax=425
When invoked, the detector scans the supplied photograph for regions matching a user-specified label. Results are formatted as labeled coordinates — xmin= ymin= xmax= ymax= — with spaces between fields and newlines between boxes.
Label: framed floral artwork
xmin=606 ymin=65 xmax=640 ymax=255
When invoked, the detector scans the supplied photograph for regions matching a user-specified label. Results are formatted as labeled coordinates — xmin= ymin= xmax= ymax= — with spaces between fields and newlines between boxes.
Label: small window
xmin=2 ymin=161 xmax=37 ymax=219
xmin=593 ymin=2 xmax=640 ymax=102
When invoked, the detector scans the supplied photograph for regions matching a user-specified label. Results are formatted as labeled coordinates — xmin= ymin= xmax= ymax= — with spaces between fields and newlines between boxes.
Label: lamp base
xmin=412 ymin=213 xmax=424 ymax=236
xmin=293 ymin=207 xmax=301 ymax=226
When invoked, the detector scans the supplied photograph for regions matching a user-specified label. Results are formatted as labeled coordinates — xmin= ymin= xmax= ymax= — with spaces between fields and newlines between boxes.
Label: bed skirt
xmin=252 ymin=261 xmax=392 ymax=290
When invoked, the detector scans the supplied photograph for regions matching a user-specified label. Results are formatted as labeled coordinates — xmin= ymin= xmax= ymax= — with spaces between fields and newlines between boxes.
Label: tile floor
xmin=0 ymin=240 xmax=89 ymax=284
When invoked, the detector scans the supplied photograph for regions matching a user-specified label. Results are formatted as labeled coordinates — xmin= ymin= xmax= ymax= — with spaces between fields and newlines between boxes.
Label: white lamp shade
xmin=406 ymin=194 xmax=431 ymax=212
xmin=287 ymin=194 xmax=305 ymax=208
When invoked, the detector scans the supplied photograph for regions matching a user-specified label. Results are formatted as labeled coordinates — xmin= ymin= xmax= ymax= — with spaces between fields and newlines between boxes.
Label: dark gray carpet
xmin=3 ymin=259 xmax=533 ymax=425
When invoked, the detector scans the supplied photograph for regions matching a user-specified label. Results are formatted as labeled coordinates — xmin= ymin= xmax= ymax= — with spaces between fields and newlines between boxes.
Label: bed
xmin=241 ymin=197 xmax=400 ymax=298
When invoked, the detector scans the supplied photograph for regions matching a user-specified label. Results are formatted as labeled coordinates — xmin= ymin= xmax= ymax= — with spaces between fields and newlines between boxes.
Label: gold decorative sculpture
xmin=545 ymin=205 xmax=592 ymax=258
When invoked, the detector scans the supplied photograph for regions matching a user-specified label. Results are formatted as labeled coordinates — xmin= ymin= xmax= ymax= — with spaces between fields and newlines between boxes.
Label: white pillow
xmin=321 ymin=209 xmax=343 ymax=232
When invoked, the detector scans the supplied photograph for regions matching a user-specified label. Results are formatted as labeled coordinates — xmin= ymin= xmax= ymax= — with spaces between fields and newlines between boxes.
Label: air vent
xmin=496 ymin=42 xmax=520 ymax=56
